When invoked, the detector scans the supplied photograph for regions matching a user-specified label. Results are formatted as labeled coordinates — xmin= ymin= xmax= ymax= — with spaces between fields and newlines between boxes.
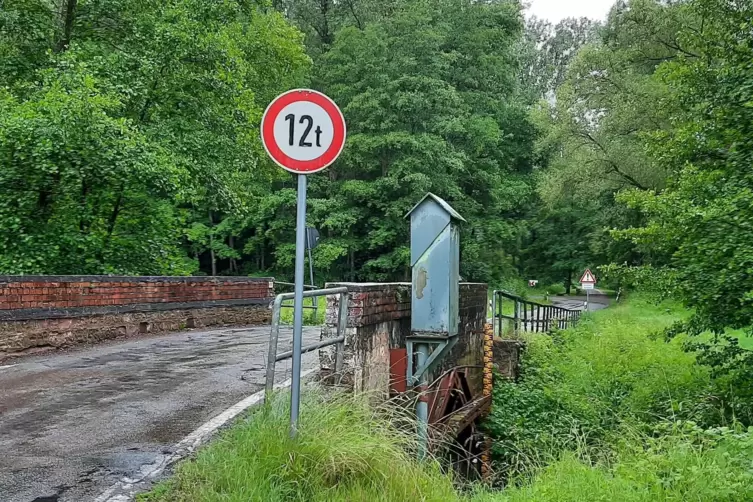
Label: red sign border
xmin=261 ymin=89 xmax=346 ymax=174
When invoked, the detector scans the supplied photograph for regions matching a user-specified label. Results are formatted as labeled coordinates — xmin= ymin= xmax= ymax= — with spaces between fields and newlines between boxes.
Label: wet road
xmin=0 ymin=325 xmax=319 ymax=502
xmin=551 ymin=290 xmax=611 ymax=312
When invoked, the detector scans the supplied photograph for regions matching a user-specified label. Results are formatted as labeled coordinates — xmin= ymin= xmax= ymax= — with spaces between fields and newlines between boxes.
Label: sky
xmin=527 ymin=0 xmax=615 ymax=23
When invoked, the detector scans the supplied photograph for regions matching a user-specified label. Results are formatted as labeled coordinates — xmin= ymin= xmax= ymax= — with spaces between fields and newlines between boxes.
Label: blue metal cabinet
xmin=406 ymin=193 xmax=465 ymax=337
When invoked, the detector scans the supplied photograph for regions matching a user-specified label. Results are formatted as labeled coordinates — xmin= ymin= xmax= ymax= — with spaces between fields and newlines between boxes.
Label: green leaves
xmin=616 ymin=0 xmax=753 ymax=339
xmin=0 ymin=0 xmax=310 ymax=275
xmin=301 ymin=0 xmax=536 ymax=282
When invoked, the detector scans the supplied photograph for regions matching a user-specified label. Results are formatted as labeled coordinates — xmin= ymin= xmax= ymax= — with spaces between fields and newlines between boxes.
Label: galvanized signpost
xmin=580 ymin=268 xmax=596 ymax=312
xmin=261 ymin=89 xmax=346 ymax=436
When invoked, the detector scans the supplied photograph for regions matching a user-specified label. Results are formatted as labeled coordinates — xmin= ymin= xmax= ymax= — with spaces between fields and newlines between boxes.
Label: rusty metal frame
xmin=492 ymin=290 xmax=581 ymax=336
xmin=406 ymin=335 xmax=458 ymax=386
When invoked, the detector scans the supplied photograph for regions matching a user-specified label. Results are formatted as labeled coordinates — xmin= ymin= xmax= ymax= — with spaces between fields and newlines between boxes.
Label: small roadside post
xmin=579 ymin=269 xmax=597 ymax=312
xmin=261 ymin=89 xmax=346 ymax=436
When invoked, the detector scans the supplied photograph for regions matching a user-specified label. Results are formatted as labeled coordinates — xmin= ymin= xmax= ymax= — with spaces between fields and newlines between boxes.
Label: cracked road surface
xmin=0 ymin=325 xmax=320 ymax=502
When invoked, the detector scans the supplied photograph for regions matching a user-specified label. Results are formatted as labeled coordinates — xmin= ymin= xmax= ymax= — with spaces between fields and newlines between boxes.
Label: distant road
xmin=0 ymin=325 xmax=319 ymax=502
xmin=551 ymin=289 xmax=611 ymax=312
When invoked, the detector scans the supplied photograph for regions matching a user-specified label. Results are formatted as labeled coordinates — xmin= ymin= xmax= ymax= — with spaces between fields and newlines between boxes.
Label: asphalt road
xmin=551 ymin=290 xmax=611 ymax=312
xmin=0 ymin=325 xmax=320 ymax=502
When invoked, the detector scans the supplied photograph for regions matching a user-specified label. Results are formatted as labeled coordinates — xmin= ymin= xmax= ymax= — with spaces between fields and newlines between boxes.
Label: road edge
xmin=94 ymin=368 xmax=317 ymax=502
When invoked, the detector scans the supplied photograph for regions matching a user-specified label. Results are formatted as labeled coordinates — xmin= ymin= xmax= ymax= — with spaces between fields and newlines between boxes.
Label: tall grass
xmin=279 ymin=295 xmax=326 ymax=325
xmin=481 ymin=422 xmax=753 ymax=502
xmin=484 ymin=294 xmax=753 ymax=500
xmin=138 ymin=392 xmax=460 ymax=502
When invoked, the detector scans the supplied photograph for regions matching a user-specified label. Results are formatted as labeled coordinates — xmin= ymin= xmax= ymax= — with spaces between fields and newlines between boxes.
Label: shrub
xmin=484 ymin=423 xmax=753 ymax=502
xmin=485 ymin=296 xmax=720 ymax=478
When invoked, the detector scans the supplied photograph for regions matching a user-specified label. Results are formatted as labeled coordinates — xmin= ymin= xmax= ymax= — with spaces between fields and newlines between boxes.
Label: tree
xmin=0 ymin=0 xmax=311 ymax=274
xmin=294 ymin=0 xmax=537 ymax=283
xmin=521 ymin=16 xmax=600 ymax=101
xmin=618 ymin=0 xmax=753 ymax=339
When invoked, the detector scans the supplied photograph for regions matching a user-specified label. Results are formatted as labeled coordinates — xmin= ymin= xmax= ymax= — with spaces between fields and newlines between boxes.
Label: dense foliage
xmin=527 ymin=0 xmax=753 ymax=348
xmin=2 ymin=0 xmax=752 ymax=343
xmin=0 ymin=0 xmax=311 ymax=275
xmin=485 ymin=296 xmax=753 ymax=499
xmin=140 ymin=301 xmax=753 ymax=502
xmin=0 ymin=0 xmax=539 ymax=284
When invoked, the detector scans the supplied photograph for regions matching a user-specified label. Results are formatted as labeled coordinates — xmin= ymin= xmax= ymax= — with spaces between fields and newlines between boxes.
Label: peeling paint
xmin=415 ymin=267 xmax=428 ymax=299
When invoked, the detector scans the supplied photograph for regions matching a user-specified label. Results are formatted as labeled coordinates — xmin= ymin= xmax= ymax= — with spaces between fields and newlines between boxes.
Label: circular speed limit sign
xmin=261 ymin=89 xmax=347 ymax=174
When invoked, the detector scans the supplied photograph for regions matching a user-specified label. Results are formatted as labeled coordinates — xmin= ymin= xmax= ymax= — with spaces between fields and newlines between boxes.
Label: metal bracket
xmin=406 ymin=335 xmax=458 ymax=386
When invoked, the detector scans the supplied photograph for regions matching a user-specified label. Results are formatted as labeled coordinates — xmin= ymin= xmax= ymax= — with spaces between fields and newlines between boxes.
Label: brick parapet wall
xmin=0 ymin=276 xmax=274 ymax=320
xmin=320 ymin=282 xmax=488 ymax=396
xmin=0 ymin=276 xmax=275 ymax=358
xmin=458 ymin=283 xmax=488 ymax=316
xmin=324 ymin=283 xmax=411 ymax=328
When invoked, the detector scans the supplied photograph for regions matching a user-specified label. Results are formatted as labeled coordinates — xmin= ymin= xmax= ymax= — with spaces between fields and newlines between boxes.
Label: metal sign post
xmin=261 ymin=89 xmax=346 ymax=436
xmin=290 ymin=175 xmax=307 ymax=434
xmin=306 ymin=227 xmax=321 ymax=318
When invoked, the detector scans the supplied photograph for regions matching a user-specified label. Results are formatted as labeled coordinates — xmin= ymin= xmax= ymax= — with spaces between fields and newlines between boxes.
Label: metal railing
xmin=492 ymin=290 xmax=581 ymax=337
xmin=265 ymin=287 xmax=349 ymax=400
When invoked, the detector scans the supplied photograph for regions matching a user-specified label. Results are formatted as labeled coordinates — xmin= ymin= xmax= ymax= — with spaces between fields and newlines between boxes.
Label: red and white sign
xmin=580 ymin=269 xmax=597 ymax=284
xmin=261 ymin=89 xmax=346 ymax=174
xmin=580 ymin=269 xmax=597 ymax=290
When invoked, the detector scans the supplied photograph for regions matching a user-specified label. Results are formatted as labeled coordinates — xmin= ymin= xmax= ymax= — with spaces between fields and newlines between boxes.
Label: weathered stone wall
xmin=320 ymin=282 xmax=488 ymax=398
xmin=493 ymin=339 xmax=525 ymax=380
xmin=0 ymin=276 xmax=274 ymax=357
xmin=320 ymin=283 xmax=412 ymax=396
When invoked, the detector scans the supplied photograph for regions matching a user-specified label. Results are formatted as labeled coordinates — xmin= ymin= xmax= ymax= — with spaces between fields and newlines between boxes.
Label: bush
xmin=485 ymin=296 xmax=721 ymax=479
xmin=483 ymin=423 xmax=753 ymax=502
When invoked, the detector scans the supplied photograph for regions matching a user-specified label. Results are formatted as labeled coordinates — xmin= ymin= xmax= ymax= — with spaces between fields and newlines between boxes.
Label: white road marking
xmin=94 ymin=368 xmax=317 ymax=502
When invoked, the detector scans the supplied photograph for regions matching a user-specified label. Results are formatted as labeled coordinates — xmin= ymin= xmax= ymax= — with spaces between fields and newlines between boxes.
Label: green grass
xmin=140 ymin=295 xmax=753 ymax=502
xmin=478 ymin=423 xmax=753 ymax=502
xmin=279 ymin=295 xmax=326 ymax=326
xmin=484 ymin=294 xmax=753 ymax=499
xmin=138 ymin=392 xmax=461 ymax=502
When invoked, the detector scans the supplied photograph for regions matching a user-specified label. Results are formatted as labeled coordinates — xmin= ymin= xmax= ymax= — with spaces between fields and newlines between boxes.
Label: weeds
xmin=140 ymin=295 xmax=753 ymax=502
xmin=138 ymin=392 xmax=460 ymax=502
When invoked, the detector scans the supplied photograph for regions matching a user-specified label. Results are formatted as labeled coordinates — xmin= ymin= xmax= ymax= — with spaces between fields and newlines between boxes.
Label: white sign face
xmin=272 ymin=101 xmax=335 ymax=162
xmin=581 ymin=283 xmax=595 ymax=290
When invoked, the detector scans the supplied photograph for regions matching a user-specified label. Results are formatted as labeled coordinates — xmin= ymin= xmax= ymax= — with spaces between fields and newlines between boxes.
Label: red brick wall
xmin=0 ymin=276 xmax=274 ymax=320
xmin=328 ymin=283 xmax=411 ymax=327
xmin=320 ymin=282 xmax=488 ymax=396
xmin=0 ymin=276 xmax=275 ymax=357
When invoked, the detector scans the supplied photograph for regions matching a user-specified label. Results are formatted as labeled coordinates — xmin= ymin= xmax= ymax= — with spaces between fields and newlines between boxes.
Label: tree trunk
xmin=349 ymin=248 xmax=355 ymax=281
xmin=228 ymin=235 xmax=237 ymax=274
xmin=103 ymin=187 xmax=124 ymax=250
xmin=55 ymin=0 xmax=78 ymax=53
xmin=208 ymin=211 xmax=217 ymax=276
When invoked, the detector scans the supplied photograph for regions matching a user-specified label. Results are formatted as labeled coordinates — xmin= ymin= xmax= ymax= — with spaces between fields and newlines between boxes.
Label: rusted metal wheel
xmin=427 ymin=368 xmax=490 ymax=479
